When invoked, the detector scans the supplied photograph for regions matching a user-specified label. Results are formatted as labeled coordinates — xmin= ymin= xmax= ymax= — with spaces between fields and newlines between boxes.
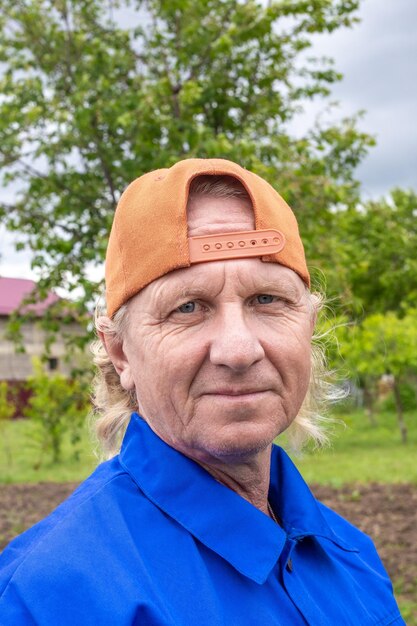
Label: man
xmin=0 ymin=158 xmax=404 ymax=624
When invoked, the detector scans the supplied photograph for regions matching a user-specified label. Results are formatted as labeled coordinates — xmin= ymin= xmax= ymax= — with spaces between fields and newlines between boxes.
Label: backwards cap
xmin=105 ymin=158 xmax=309 ymax=317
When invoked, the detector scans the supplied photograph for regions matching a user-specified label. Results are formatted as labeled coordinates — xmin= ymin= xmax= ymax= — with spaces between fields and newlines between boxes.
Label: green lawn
xmin=1 ymin=407 xmax=416 ymax=484
xmin=394 ymin=578 xmax=417 ymax=626
xmin=0 ymin=419 xmax=98 ymax=484
xmin=287 ymin=408 xmax=417 ymax=485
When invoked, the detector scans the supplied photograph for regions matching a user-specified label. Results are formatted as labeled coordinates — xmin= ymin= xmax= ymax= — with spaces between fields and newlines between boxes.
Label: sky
xmin=307 ymin=0 xmax=417 ymax=199
xmin=1 ymin=0 xmax=416 ymax=282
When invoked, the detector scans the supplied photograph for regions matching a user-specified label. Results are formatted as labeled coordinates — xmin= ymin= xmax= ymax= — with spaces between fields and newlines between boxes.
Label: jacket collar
xmin=119 ymin=414 xmax=356 ymax=584
xmin=268 ymin=445 xmax=357 ymax=552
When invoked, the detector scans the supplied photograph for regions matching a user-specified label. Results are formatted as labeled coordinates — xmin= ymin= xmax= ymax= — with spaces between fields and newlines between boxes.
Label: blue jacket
xmin=0 ymin=413 xmax=404 ymax=625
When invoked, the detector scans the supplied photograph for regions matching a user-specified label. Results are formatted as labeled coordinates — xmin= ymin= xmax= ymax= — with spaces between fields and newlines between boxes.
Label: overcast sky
xmin=1 ymin=0 xmax=416 ymax=281
xmin=308 ymin=0 xmax=417 ymax=198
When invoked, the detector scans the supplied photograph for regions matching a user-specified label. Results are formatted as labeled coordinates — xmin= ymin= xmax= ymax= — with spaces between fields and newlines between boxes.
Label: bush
xmin=24 ymin=359 xmax=91 ymax=465
xmin=0 ymin=382 xmax=15 ymax=423
xmin=0 ymin=382 xmax=15 ymax=467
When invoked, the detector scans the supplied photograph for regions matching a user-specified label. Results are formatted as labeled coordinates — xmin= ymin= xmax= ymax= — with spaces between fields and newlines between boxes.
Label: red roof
xmin=0 ymin=277 xmax=60 ymax=316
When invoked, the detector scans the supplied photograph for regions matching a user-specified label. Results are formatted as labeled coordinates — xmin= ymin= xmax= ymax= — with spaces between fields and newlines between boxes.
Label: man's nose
xmin=209 ymin=306 xmax=265 ymax=372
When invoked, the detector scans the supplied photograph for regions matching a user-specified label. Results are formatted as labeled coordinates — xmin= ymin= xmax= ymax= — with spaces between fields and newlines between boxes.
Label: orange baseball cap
xmin=105 ymin=158 xmax=310 ymax=317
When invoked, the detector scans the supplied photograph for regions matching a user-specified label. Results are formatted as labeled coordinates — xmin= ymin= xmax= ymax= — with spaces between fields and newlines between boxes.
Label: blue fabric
xmin=0 ymin=413 xmax=404 ymax=625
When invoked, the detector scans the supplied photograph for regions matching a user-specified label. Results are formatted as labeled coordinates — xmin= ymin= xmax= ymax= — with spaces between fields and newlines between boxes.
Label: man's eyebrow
xmin=161 ymin=279 xmax=302 ymax=302
xmin=243 ymin=278 xmax=303 ymax=300
xmin=159 ymin=284 xmax=213 ymax=302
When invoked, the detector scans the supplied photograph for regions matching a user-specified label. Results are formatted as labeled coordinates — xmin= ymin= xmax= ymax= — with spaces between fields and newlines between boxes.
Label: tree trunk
xmin=363 ymin=383 xmax=377 ymax=426
xmin=393 ymin=379 xmax=408 ymax=444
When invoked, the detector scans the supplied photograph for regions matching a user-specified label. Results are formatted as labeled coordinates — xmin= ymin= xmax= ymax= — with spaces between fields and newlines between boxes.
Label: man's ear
xmin=98 ymin=320 xmax=135 ymax=391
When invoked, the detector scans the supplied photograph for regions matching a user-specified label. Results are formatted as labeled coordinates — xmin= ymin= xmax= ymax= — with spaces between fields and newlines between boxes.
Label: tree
xmin=332 ymin=189 xmax=417 ymax=316
xmin=338 ymin=310 xmax=417 ymax=443
xmin=0 ymin=0 xmax=372 ymax=311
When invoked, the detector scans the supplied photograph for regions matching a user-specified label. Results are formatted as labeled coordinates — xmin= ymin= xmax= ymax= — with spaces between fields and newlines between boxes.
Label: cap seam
xmin=114 ymin=219 xmax=128 ymax=315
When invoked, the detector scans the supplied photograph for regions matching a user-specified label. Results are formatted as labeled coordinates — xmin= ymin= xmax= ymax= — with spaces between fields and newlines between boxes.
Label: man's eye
xmin=256 ymin=294 xmax=275 ymax=304
xmin=177 ymin=301 xmax=196 ymax=313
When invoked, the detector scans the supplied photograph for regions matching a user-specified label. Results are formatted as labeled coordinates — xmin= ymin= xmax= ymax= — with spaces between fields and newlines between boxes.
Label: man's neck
xmin=197 ymin=446 xmax=272 ymax=517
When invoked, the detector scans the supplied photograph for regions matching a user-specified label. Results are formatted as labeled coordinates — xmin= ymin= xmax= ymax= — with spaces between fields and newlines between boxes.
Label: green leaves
xmin=343 ymin=311 xmax=417 ymax=379
xmin=334 ymin=189 xmax=417 ymax=315
xmin=335 ymin=310 xmax=417 ymax=442
xmin=24 ymin=358 xmax=91 ymax=464
xmin=0 ymin=383 xmax=15 ymax=423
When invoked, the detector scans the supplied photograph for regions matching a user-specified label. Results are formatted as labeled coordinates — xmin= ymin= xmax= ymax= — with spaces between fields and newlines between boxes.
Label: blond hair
xmin=91 ymin=176 xmax=336 ymax=457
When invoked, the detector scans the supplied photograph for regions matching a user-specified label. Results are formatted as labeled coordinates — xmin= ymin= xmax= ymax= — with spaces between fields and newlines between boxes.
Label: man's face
xmin=113 ymin=195 xmax=315 ymax=464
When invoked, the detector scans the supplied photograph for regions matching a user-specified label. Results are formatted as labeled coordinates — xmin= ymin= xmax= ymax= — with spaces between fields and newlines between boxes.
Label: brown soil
xmin=0 ymin=482 xmax=416 ymax=606
xmin=312 ymin=483 xmax=417 ymax=605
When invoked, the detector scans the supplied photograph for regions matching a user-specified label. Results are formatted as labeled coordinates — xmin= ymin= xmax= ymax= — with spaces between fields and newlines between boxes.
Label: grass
xmin=1 ymin=406 xmax=416 ymax=485
xmin=394 ymin=578 xmax=417 ymax=626
xmin=287 ymin=407 xmax=417 ymax=485
xmin=0 ymin=418 xmax=97 ymax=484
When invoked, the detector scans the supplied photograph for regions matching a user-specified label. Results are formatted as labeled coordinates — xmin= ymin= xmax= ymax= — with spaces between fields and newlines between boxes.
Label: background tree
xmin=337 ymin=310 xmax=417 ymax=443
xmin=331 ymin=189 xmax=417 ymax=316
xmin=0 ymin=0 xmax=372 ymax=313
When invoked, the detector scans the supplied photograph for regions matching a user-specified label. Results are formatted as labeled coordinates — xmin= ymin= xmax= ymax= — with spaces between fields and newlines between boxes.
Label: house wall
xmin=0 ymin=316 xmax=84 ymax=381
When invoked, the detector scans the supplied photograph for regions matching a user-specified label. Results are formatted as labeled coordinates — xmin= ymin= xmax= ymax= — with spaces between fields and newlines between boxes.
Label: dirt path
xmin=1 ymin=482 xmax=416 ymax=609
